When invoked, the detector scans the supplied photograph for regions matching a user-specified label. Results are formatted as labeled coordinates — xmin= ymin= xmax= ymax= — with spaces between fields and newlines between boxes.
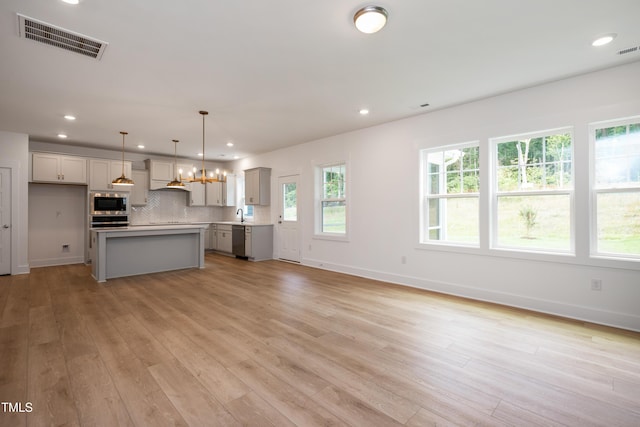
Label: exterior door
xmin=0 ymin=168 xmax=10 ymax=275
xmin=277 ymin=175 xmax=300 ymax=262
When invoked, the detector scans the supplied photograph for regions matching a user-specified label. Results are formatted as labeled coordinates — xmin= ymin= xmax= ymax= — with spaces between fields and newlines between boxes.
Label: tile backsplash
xmin=130 ymin=189 xmax=273 ymax=224
xmin=130 ymin=189 xmax=222 ymax=224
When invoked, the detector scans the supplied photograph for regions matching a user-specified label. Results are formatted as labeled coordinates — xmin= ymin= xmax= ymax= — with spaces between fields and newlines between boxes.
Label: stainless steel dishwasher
xmin=232 ymin=225 xmax=246 ymax=257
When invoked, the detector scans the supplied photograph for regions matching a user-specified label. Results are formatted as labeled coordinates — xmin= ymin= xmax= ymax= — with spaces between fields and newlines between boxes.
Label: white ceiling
xmin=1 ymin=0 xmax=639 ymax=162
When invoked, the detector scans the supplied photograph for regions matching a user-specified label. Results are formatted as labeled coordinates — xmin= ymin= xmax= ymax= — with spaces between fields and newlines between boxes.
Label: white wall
xmin=28 ymin=183 xmax=86 ymax=267
xmin=234 ymin=61 xmax=640 ymax=331
xmin=0 ymin=131 xmax=29 ymax=274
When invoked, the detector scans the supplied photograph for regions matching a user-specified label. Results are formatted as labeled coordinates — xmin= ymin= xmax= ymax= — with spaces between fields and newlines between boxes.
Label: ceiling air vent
xmin=17 ymin=13 xmax=108 ymax=60
xmin=618 ymin=46 xmax=638 ymax=56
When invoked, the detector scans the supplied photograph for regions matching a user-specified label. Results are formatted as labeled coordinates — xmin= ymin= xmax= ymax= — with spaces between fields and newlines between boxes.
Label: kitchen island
xmin=90 ymin=224 xmax=206 ymax=283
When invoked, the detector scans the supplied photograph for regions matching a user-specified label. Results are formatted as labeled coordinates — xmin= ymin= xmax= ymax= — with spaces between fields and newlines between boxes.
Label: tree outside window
xmin=493 ymin=129 xmax=573 ymax=252
xmin=320 ymin=163 xmax=346 ymax=234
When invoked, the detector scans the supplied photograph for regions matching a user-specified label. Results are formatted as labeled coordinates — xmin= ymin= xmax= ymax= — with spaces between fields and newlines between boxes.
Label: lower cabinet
xmin=208 ymin=224 xmax=217 ymax=250
xmin=216 ymin=224 xmax=233 ymax=253
xmin=245 ymin=225 xmax=273 ymax=261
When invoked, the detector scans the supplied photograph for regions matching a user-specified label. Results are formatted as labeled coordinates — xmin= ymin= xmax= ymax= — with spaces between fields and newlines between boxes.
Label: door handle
xmin=2 ymin=224 xmax=9 ymax=229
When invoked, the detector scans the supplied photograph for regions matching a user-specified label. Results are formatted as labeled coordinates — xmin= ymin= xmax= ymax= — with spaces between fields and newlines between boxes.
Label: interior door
xmin=0 ymin=168 xmax=10 ymax=275
xmin=277 ymin=175 xmax=300 ymax=262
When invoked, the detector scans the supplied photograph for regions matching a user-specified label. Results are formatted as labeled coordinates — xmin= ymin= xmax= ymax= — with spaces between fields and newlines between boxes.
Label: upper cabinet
xmin=89 ymin=159 xmax=132 ymax=191
xmin=32 ymin=153 xmax=87 ymax=184
xmin=146 ymin=159 xmax=174 ymax=190
xmin=187 ymin=182 xmax=206 ymax=206
xmin=130 ymin=170 xmax=149 ymax=206
xmin=245 ymin=167 xmax=270 ymax=205
xmin=223 ymin=174 xmax=236 ymax=206
xmin=205 ymin=181 xmax=223 ymax=206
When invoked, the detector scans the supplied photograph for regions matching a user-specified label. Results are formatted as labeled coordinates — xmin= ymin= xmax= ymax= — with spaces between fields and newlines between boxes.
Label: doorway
xmin=277 ymin=175 xmax=300 ymax=262
xmin=0 ymin=168 xmax=10 ymax=275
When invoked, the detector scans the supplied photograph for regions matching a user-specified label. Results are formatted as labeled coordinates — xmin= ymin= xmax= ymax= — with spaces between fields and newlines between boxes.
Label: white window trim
xmin=314 ymin=160 xmax=349 ymax=241
xmin=490 ymin=127 xmax=575 ymax=255
xmin=419 ymin=141 xmax=480 ymax=247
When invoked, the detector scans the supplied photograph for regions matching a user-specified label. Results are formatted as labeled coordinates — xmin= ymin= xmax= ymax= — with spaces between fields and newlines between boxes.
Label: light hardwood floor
xmin=1 ymin=253 xmax=639 ymax=426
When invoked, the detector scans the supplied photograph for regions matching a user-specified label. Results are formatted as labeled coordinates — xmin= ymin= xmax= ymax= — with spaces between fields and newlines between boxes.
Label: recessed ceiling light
xmin=354 ymin=6 xmax=388 ymax=34
xmin=234 ymin=155 xmax=239 ymax=160
xmin=226 ymin=142 xmax=234 ymax=147
xmin=197 ymin=152 xmax=203 ymax=157
xmin=61 ymin=0 xmax=80 ymax=4
xmin=592 ymin=33 xmax=616 ymax=47
xmin=57 ymin=133 xmax=67 ymax=138
xmin=137 ymin=144 xmax=145 ymax=149
xmin=64 ymin=114 xmax=76 ymax=121
xmin=359 ymin=108 xmax=370 ymax=115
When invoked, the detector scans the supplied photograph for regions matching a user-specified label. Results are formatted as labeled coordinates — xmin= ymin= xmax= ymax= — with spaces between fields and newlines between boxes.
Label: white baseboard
xmin=301 ymin=257 xmax=640 ymax=333
xmin=29 ymin=256 xmax=85 ymax=268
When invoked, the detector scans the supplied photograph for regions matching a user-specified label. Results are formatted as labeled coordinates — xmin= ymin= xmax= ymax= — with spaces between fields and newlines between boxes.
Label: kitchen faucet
xmin=236 ymin=208 xmax=244 ymax=223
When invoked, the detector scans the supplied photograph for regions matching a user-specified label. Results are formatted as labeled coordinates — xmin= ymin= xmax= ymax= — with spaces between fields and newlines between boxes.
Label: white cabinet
xmin=187 ymin=182 xmax=206 ymax=206
xmin=216 ymin=224 xmax=232 ymax=253
xmin=89 ymin=159 xmax=132 ymax=191
xmin=205 ymin=182 xmax=224 ymax=206
xmin=130 ymin=170 xmax=149 ymax=206
xmin=245 ymin=226 xmax=252 ymax=257
xmin=208 ymin=224 xmax=218 ymax=250
xmin=146 ymin=160 xmax=174 ymax=190
xmin=245 ymin=167 xmax=270 ymax=205
xmin=32 ymin=153 xmax=87 ymax=184
xmin=245 ymin=225 xmax=273 ymax=261
xmin=223 ymin=174 xmax=236 ymax=206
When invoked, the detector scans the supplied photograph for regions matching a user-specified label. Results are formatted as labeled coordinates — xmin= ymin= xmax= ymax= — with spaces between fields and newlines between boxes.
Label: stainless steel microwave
xmin=90 ymin=192 xmax=130 ymax=216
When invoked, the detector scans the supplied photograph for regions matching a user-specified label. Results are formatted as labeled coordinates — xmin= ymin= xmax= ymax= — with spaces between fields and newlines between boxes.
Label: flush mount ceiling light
xmin=112 ymin=131 xmax=134 ymax=186
xmin=592 ymin=33 xmax=616 ymax=47
xmin=354 ymin=6 xmax=388 ymax=34
xmin=167 ymin=139 xmax=186 ymax=190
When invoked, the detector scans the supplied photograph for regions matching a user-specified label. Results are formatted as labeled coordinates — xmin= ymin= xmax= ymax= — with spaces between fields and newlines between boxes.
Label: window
xmin=421 ymin=143 xmax=480 ymax=245
xmin=236 ymin=175 xmax=254 ymax=219
xmin=591 ymin=117 xmax=640 ymax=258
xmin=492 ymin=128 xmax=573 ymax=252
xmin=318 ymin=163 xmax=346 ymax=235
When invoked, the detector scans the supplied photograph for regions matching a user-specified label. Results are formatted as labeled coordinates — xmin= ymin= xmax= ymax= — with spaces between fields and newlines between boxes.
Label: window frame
xmin=589 ymin=116 xmax=640 ymax=261
xmin=314 ymin=161 xmax=349 ymax=240
xmin=420 ymin=141 xmax=481 ymax=247
xmin=490 ymin=127 xmax=575 ymax=254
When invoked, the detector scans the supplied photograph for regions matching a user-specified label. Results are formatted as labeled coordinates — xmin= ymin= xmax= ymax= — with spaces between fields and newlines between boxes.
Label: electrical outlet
xmin=401 ymin=255 xmax=407 ymax=264
xmin=591 ymin=279 xmax=602 ymax=291
xmin=62 ymin=244 xmax=70 ymax=252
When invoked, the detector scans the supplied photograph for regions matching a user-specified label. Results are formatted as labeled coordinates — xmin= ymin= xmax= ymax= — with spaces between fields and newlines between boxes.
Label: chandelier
xmin=180 ymin=110 xmax=226 ymax=184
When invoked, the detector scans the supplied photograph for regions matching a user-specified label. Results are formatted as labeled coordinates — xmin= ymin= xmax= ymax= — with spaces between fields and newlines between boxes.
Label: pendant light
xmin=354 ymin=6 xmax=388 ymax=34
xmin=112 ymin=131 xmax=134 ymax=186
xmin=167 ymin=139 xmax=186 ymax=189
xmin=196 ymin=110 xmax=210 ymax=184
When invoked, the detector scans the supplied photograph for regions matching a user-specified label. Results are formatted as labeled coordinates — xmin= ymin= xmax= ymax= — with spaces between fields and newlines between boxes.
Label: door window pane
xmin=283 ymin=183 xmax=297 ymax=221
